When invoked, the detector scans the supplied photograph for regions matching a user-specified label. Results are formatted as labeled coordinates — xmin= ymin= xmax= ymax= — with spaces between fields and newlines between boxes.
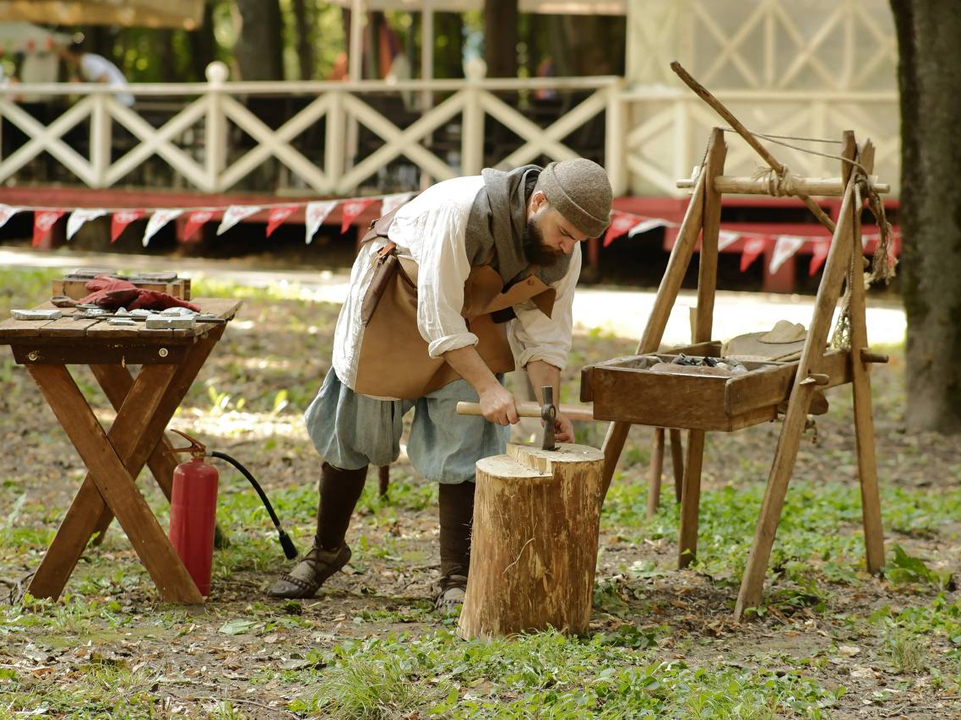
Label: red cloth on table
xmin=78 ymin=276 xmax=200 ymax=312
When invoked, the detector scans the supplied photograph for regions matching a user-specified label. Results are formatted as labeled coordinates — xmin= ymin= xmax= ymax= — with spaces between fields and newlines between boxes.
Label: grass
xmin=2 ymin=266 xmax=960 ymax=717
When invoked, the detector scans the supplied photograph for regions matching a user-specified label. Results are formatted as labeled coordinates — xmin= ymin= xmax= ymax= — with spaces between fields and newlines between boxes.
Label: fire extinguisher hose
xmin=209 ymin=451 xmax=299 ymax=560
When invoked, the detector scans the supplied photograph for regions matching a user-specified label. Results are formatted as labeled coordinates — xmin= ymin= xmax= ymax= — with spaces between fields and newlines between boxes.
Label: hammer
xmin=456 ymin=385 xmax=558 ymax=451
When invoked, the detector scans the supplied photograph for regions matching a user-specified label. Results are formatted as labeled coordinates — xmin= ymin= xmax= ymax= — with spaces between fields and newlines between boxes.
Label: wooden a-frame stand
xmin=596 ymin=127 xmax=886 ymax=620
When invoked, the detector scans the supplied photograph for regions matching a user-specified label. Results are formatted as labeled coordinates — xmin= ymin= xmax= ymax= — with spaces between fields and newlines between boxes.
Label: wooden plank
xmin=36 ymin=315 xmax=103 ymax=338
xmin=12 ymin=344 xmax=189 ymax=366
xmin=724 ymin=350 xmax=851 ymax=417
xmin=734 ymin=148 xmax=860 ymax=620
xmin=26 ymin=363 xmax=202 ymax=603
xmin=0 ymin=316 xmax=64 ymax=340
xmin=679 ymin=127 xmax=726 ymax=568
xmin=646 ymin=427 xmax=665 ymax=517
xmin=599 ymin=168 xmax=706 ymax=498
xmin=591 ymin=369 xmax=730 ymax=429
xmin=846 ymin=140 xmax=885 ymax=574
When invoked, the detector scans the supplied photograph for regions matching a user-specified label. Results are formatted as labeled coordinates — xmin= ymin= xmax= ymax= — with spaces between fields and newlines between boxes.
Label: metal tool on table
xmin=456 ymin=385 xmax=559 ymax=451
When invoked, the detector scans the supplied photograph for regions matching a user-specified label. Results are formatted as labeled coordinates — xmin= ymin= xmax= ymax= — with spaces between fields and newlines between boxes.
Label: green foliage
xmin=288 ymin=631 xmax=840 ymax=718
xmin=884 ymin=544 xmax=954 ymax=590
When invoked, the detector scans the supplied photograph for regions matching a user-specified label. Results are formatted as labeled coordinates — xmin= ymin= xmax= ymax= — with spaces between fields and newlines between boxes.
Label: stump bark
xmin=458 ymin=443 xmax=605 ymax=640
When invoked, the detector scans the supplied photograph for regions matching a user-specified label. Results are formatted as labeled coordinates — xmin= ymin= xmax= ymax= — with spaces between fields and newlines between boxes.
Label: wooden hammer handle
xmin=455 ymin=401 xmax=545 ymax=418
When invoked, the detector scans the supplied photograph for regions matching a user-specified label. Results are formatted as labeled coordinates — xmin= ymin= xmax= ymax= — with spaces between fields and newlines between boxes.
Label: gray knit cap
xmin=538 ymin=158 xmax=613 ymax=238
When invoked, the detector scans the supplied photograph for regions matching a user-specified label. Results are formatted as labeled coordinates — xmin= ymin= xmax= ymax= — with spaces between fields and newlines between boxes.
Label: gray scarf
xmin=464 ymin=165 xmax=572 ymax=287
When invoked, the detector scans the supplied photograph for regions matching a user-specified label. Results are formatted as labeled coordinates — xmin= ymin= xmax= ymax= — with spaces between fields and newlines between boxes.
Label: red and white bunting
xmin=32 ymin=210 xmax=64 ymax=247
xmin=739 ymin=236 xmax=767 ymax=272
xmin=381 ymin=192 xmax=414 ymax=216
xmin=217 ymin=205 xmax=262 ymax=236
xmin=266 ymin=206 xmax=298 ymax=237
xmin=602 ymin=213 xmax=640 ymax=247
xmin=340 ymin=199 xmax=375 ymax=234
xmin=717 ymin=230 xmax=741 ymax=252
xmin=111 ymin=209 xmax=144 ymax=243
xmin=182 ymin=209 xmax=215 ymax=242
xmin=143 ymin=209 xmax=183 ymax=247
xmin=66 ymin=209 xmax=107 ymax=241
xmin=305 ymin=201 xmax=338 ymax=244
xmin=809 ymin=239 xmax=831 ymax=276
xmin=0 ymin=204 xmax=21 ymax=232
xmin=626 ymin=218 xmax=667 ymax=238
xmin=769 ymin=235 xmax=805 ymax=274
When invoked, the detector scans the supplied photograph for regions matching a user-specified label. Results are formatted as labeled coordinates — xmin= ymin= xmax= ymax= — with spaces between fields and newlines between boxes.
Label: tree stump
xmin=458 ymin=443 xmax=605 ymax=640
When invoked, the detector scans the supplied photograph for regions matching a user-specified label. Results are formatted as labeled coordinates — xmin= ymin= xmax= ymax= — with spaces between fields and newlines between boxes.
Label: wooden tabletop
xmin=0 ymin=298 xmax=242 ymax=346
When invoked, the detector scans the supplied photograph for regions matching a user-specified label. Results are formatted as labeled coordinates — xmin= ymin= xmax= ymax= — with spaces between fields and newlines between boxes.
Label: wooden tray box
xmin=581 ymin=346 xmax=851 ymax=432
xmin=52 ymin=277 xmax=191 ymax=301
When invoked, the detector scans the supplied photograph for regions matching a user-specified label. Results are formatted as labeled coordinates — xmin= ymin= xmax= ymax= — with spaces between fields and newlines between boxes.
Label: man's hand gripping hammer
xmin=456 ymin=385 xmax=558 ymax=451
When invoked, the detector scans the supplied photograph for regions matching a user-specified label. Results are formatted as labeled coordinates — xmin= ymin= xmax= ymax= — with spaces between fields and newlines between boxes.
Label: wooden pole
xmin=599 ymin=168 xmax=706 ymax=501
xmin=670 ymin=61 xmax=837 ymax=234
xmin=646 ymin=427 xmax=665 ymax=517
xmin=670 ymin=429 xmax=684 ymax=502
xmin=458 ymin=443 xmax=604 ymax=639
xmin=676 ymin=175 xmax=890 ymax=196
xmin=734 ymin=136 xmax=860 ymax=620
xmin=677 ymin=128 xmax=726 ymax=568
xmin=843 ymin=138 xmax=885 ymax=573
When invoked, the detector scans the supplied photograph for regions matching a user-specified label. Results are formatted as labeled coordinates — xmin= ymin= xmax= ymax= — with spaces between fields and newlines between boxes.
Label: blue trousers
xmin=304 ymin=368 xmax=509 ymax=484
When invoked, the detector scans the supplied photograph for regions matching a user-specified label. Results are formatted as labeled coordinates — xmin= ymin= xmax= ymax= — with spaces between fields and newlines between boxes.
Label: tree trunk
xmin=291 ymin=0 xmax=314 ymax=80
xmin=235 ymin=0 xmax=285 ymax=81
xmin=891 ymin=0 xmax=961 ymax=433
xmin=458 ymin=443 xmax=604 ymax=640
xmin=484 ymin=0 xmax=518 ymax=77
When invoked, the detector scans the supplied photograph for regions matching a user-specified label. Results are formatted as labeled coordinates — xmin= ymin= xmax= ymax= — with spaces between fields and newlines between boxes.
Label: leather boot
xmin=435 ymin=481 xmax=475 ymax=612
xmin=268 ymin=462 xmax=367 ymax=599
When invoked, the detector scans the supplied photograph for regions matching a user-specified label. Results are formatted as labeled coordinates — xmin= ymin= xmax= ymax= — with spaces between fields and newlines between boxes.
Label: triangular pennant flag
xmin=143 ymin=209 xmax=183 ymax=247
xmin=717 ymin=230 xmax=741 ymax=252
xmin=305 ymin=200 xmax=338 ymax=244
xmin=217 ymin=205 xmax=262 ymax=236
xmin=340 ymin=199 xmax=375 ymax=234
xmin=66 ymin=209 xmax=107 ymax=241
xmin=111 ymin=209 xmax=144 ymax=243
xmin=32 ymin=210 xmax=64 ymax=247
xmin=626 ymin=218 xmax=666 ymax=238
xmin=739 ymin=236 xmax=767 ymax=272
xmin=380 ymin=192 xmax=414 ymax=216
xmin=602 ymin=213 xmax=641 ymax=247
xmin=809 ymin=239 xmax=831 ymax=276
xmin=0 ymin=204 xmax=21 ymax=232
xmin=266 ymin=205 xmax=298 ymax=237
xmin=182 ymin=209 xmax=215 ymax=242
xmin=768 ymin=235 xmax=805 ymax=274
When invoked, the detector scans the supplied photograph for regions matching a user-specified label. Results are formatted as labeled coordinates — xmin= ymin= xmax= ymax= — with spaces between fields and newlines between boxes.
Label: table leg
xmin=27 ymin=363 xmax=203 ymax=603
xmin=87 ymin=364 xmax=190 ymax=545
xmin=83 ymin=334 xmax=222 ymax=548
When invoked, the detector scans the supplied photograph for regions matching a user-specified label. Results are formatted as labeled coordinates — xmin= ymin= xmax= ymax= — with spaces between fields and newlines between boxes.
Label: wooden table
xmin=0 ymin=298 xmax=242 ymax=603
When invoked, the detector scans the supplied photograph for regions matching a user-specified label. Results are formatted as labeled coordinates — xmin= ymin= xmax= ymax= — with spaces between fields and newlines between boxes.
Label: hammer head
xmin=540 ymin=385 xmax=557 ymax=451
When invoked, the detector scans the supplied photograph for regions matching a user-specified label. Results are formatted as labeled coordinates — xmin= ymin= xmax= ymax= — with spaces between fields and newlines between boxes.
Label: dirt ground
xmin=1 ymin=270 xmax=959 ymax=718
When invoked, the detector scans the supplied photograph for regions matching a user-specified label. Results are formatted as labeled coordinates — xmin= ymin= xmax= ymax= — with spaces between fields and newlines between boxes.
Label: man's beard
xmin=523 ymin=217 xmax=560 ymax=266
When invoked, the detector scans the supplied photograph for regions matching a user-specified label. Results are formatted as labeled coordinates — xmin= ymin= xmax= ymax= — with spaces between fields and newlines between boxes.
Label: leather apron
xmin=352 ymin=210 xmax=556 ymax=399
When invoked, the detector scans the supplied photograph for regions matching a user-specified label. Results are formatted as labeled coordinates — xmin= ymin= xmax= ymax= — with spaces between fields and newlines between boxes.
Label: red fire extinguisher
xmin=168 ymin=430 xmax=298 ymax=598
xmin=169 ymin=431 xmax=219 ymax=596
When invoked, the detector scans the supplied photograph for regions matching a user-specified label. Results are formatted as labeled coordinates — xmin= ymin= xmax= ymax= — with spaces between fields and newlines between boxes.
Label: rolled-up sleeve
xmin=412 ymin=201 xmax=479 ymax=358
xmin=508 ymin=243 xmax=581 ymax=370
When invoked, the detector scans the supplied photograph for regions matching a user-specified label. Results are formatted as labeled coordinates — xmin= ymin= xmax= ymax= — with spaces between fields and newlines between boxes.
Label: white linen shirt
xmin=331 ymin=175 xmax=581 ymax=393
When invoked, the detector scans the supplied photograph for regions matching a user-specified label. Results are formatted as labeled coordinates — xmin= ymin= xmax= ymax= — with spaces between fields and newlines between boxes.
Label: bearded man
xmin=269 ymin=159 xmax=613 ymax=610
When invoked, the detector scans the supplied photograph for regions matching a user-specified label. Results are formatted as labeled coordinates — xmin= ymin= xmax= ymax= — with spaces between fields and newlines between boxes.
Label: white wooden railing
xmin=0 ymin=62 xmax=900 ymax=198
